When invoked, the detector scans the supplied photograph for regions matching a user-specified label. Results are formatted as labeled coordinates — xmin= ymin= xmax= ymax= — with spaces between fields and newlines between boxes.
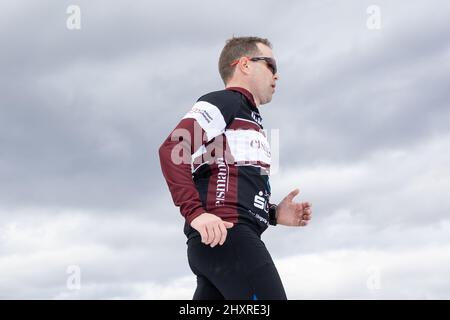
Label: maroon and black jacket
xmin=159 ymin=87 xmax=275 ymax=239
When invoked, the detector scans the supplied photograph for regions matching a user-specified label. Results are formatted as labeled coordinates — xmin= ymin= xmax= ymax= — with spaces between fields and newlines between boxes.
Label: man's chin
xmin=261 ymin=95 xmax=273 ymax=105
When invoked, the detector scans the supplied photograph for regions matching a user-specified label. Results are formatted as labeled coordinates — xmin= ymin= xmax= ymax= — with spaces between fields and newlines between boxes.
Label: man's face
xmin=249 ymin=43 xmax=279 ymax=105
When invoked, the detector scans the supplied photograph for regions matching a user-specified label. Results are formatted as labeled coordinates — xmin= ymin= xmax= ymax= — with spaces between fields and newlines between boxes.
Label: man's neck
xmin=225 ymin=82 xmax=259 ymax=106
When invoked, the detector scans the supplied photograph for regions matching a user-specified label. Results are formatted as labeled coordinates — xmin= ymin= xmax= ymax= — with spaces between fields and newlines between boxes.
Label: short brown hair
xmin=218 ymin=36 xmax=272 ymax=84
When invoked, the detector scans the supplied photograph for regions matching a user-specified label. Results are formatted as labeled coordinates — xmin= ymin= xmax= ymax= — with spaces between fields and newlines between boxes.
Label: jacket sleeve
xmin=158 ymin=117 xmax=207 ymax=225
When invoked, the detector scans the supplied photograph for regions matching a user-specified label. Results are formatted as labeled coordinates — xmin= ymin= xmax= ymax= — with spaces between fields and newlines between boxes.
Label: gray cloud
xmin=266 ymin=4 xmax=450 ymax=168
xmin=1 ymin=0 xmax=449 ymax=298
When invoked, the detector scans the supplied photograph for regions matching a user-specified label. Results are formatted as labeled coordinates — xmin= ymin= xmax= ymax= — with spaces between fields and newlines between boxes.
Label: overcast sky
xmin=1 ymin=0 xmax=450 ymax=299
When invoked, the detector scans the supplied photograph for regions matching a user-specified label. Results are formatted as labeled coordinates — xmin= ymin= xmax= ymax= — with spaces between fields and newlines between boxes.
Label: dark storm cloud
xmin=4 ymin=0 xmax=449 ymax=210
xmin=1 ymin=0 xmax=450 ymax=299
xmin=0 ymin=0 xmax=282 ymax=211
xmin=262 ymin=5 xmax=450 ymax=169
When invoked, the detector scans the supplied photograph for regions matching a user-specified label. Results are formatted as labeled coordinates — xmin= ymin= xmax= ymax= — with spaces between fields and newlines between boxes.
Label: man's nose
xmin=273 ymin=73 xmax=280 ymax=81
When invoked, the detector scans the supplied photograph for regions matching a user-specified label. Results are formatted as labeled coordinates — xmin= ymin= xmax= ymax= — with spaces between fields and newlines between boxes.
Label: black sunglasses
xmin=230 ymin=56 xmax=277 ymax=75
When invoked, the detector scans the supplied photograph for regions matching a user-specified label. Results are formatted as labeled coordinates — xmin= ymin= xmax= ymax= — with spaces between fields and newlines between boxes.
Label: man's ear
xmin=239 ymin=58 xmax=251 ymax=75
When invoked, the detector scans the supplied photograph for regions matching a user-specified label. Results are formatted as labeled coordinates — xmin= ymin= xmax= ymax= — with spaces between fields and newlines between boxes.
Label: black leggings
xmin=186 ymin=224 xmax=287 ymax=300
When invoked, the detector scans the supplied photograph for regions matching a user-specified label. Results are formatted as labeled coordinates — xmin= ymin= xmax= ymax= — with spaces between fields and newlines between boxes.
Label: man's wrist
xmin=269 ymin=204 xmax=278 ymax=226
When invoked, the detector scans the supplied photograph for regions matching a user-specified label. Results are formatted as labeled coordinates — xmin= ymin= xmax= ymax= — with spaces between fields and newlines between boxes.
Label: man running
xmin=159 ymin=36 xmax=312 ymax=300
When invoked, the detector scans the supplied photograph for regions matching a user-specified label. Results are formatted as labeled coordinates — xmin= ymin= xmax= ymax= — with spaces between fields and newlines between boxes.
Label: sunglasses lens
xmin=249 ymin=57 xmax=277 ymax=75
xmin=269 ymin=60 xmax=277 ymax=74
xmin=265 ymin=58 xmax=277 ymax=75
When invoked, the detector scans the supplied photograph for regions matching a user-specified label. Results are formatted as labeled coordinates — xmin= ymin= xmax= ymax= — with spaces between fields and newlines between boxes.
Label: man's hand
xmin=190 ymin=213 xmax=234 ymax=247
xmin=276 ymin=189 xmax=312 ymax=227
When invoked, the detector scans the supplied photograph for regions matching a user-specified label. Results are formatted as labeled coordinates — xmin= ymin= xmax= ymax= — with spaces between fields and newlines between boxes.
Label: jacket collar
xmin=226 ymin=86 xmax=257 ymax=108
